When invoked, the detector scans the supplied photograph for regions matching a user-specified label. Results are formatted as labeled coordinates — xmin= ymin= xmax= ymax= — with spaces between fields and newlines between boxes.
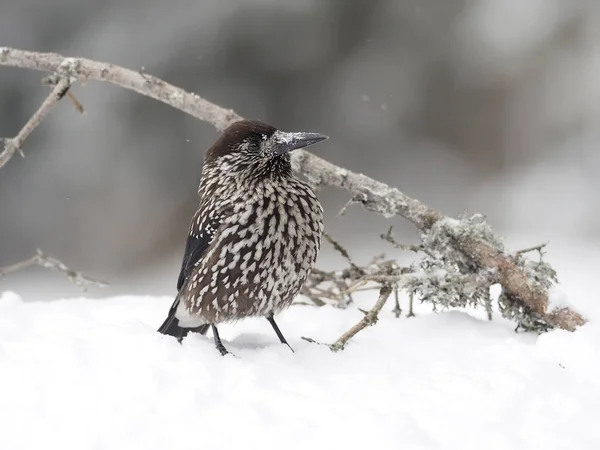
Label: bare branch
xmin=514 ymin=242 xmax=549 ymax=257
xmin=0 ymin=47 xmax=241 ymax=131
xmin=323 ymin=232 xmax=362 ymax=274
xmin=0 ymin=249 xmax=107 ymax=290
xmin=0 ymin=77 xmax=71 ymax=168
xmin=337 ymin=195 xmax=362 ymax=217
xmin=392 ymin=287 xmax=402 ymax=318
xmin=0 ymin=47 xmax=585 ymax=331
xmin=42 ymin=73 xmax=85 ymax=114
xmin=407 ymin=292 xmax=415 ymax=317
xmin=381 ymin=226 xmax=433 ymax=256
xmin=299 ymin=286 xmax=326 ymax=307
xmin=66 ymin=91 xmax=85 ymax=114
xmin=329 ymin=285 xmax=393 ymax=352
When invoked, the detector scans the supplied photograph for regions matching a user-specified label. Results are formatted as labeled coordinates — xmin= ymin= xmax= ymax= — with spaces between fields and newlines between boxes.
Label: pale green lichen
xmin=498 ymin=289 xmax=553 ymax=333
xmin=422 ymin=213 xmax=504 ymax=257
xmin=404 ymin=259 xmax=494 ymax=312
xmin=498 ymin=246 xmax=557 ymax=332
xmin=404 ymin=213 xmax=557 ymax=333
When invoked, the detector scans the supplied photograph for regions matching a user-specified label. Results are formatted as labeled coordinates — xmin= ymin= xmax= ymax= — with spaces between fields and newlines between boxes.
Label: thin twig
xmin=0 ymin=77 xmax=71 ymax=168
xmin=293 ymin=301 xmax=322 ymax=307
xmin=299 ymin=286 xmax=326 ymax=306
xmin=42 ymin=73 xmax=84 ymax=114
xmin=0 ymin=249 xmax=107 ymax=290
xmin=337 ymin=195 xmax=362 ymax=217
xmin=407 ymin=292 xmax=415 ymax=317
xmin=300 ymin=336 xmax=329 ymax=347
xmin=381 ymin=226 xmax=434 ymax=257
xmin=339 ymin=279 xmax=369 ymax=296
xmin=66 ymin=91 xmax=85 ymax=114
xmin=329 ymin=285 xmax=393 ymax=351
xmin=392 ymin=287 xmax=402 ymax=318
xmin=335 ymin=292 xmax=354 ymax=309
xmin=324 ymin=233 xmax=362 ymax=274
xmin=368 ymin=253 xmax=386 ymax=265
xmin=514 ymin=243 xmax=549 ymax=257
xmin=483 ymin=289 xmax=493 ymax=321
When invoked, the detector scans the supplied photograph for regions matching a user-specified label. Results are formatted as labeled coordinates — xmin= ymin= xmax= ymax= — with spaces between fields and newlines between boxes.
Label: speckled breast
xmin=182 ymin=177 xmax=323 ymax=324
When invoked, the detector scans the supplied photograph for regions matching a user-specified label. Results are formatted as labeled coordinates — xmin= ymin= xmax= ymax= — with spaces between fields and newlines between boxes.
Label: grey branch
xmin=514 ymin=242 xmax=548 ymax=257
xmin=329 ymin=285 xmax=393 ymax=351
xmin=0 ymin=47 xmax=241 ymax=131
xmin=0 ymin=249 xmax=107 ymax=290
xmin=0 ymin=76 xmax=71 ymax=169
xmin=381 ymin=226 xmax=433 ymax=256
xmin=0 ymin=47 xmax=585 ymax=331
xmin=392 ymin=288 xmax=402 ymax=318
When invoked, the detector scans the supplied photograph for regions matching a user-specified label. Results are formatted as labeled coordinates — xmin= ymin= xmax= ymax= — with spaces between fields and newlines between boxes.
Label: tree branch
xmin=329 ymin=285 xmax=393 ymax=351
xmin=0 ymin=47 xmax=241 ymax=131
xmin=302 ymin=285 xmax=393 ymax=352
xmin=0 ymin=76 xmax=71 ymax=168
xmin=0 ymin=47 xmax=585 ymax=331
xmin=0 ymin=249 xmax=107 ymax=290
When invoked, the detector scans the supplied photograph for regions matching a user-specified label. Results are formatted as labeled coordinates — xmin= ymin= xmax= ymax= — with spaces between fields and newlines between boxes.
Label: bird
xmin=157 ymin=119 xmax=327 ymax=355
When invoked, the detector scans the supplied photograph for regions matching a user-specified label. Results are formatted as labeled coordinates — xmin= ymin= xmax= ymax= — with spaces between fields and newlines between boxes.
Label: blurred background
xmin=1 ymin=0 xmax=598 ymax=301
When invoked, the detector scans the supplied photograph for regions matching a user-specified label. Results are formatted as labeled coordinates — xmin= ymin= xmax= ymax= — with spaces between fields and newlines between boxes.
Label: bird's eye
xmin=248 ymin=140 xmax=260 ymax=152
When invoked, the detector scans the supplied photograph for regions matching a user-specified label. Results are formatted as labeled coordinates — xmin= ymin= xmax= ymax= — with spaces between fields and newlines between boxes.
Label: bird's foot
xmin=266 ymin=315 xmax=294 ymax=353
xmin=211 ymin=324 xmax=236 ymax=357
xmin=283 ymin=342 xmax=295 ymax=353
xmin=215 ymin=342 xmax=230 ymax=356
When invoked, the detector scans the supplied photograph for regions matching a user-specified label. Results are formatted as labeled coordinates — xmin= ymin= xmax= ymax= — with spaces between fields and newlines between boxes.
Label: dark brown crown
xmin=205 ymin=120 xmax=277 ymax=162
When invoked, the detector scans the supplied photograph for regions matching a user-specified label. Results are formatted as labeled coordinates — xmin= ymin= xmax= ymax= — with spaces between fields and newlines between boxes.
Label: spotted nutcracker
xmin=158 ymin=119 xmax=327 ymax=355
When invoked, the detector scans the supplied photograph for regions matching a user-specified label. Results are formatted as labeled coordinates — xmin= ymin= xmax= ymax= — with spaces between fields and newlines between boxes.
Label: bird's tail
xmin=157 ymin=297 xmax=210 ymax=341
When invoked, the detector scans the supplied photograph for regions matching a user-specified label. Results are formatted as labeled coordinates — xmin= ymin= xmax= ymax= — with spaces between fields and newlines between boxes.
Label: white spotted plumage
xmin=174 ymin=122 xmax=324 ymax=327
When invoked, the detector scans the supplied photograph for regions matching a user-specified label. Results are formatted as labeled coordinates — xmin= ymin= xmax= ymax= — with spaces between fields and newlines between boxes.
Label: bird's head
xmin=204 ymin=119 xmax=328 ymax=179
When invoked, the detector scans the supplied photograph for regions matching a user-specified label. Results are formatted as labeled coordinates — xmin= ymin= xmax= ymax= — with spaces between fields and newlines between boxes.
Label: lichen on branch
xmin=0 ymin=47 xmax=585 ymax=334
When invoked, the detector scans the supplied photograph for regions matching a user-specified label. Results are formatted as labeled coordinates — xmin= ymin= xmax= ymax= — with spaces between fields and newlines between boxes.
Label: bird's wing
xmin=176 ymin=214 xmax=221 ymax=291
xmin=158 ymin=202 xmax=231 ymax=336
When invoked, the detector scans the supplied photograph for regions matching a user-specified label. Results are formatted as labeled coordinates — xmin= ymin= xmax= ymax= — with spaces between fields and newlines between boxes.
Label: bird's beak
xmin=272 ymin=130 xmax=329 ymax=155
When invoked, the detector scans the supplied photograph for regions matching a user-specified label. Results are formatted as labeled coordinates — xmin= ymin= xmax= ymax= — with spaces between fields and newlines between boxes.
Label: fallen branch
xmin=329 ymin=285 xmax=393 ymax=351
xmin=0 ymin=47 xmax=585 ymax=331
xmin=302 ymin=285 xmax=393 ymax=351
xmin=0 ymin=249 xmax=107 ymax=290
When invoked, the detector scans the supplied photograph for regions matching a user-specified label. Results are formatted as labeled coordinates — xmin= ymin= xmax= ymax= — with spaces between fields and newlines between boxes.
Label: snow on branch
xmin=0 ymin=47 xmax=585 ymax=332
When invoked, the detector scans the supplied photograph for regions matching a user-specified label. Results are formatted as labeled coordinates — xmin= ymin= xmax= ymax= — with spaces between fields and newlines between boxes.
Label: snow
xmin=273 ymin=131 xmax=308 ymax=145
xmin=548 ymin=285 xmax=576 ymax=312
xmin=1 ymin=275 xmax=599 ymax=450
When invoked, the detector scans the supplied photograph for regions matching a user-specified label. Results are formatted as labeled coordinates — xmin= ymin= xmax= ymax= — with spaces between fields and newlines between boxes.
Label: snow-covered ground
xmin=1 ymin=239 xmax=599 ymax=450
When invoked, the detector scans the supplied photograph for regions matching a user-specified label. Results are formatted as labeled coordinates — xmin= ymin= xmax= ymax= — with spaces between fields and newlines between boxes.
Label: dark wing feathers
xmin=177 ymin=234 xmax=209 ymax=290
xmin=176 ymin=215 xmax=221 ymax=291
xmin=157 ymin=213 xmax=221 ymax=337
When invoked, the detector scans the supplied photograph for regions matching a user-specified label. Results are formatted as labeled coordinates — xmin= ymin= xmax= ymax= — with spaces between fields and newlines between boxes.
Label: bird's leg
xmin=211 ymin=324 xmax=229 ymax=356
xmin=266 ymin=314 xmax=294 ymax=353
